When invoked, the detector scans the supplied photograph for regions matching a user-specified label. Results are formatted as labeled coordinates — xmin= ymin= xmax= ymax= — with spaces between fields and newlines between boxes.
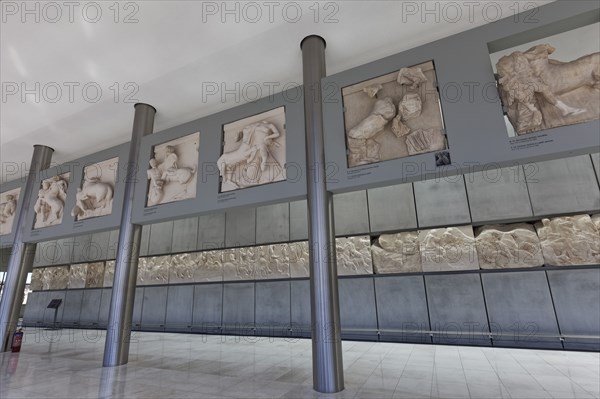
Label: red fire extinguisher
xmin=11 ymin=329 xmax=23 ymax=353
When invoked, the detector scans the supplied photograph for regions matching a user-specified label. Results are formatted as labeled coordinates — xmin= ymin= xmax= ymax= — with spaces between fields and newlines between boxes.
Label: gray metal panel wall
xmin=465 ymin=166 xmax=534 ymax=224
xmin=139 ymin=225 xmax=150 ymax=256
xmin=197 ymin=213 xmax=226 ymax=250
xmin=172 ymin=217 xmax=199 ymax=254
xmin=79 ymin=289 xmax=102 ymax=327
xmin=482 ymin=271 xmax=562 ymax=349
xmin=98 ymin=288 xmax=112 ymax=327
xmin=132 ymin=287 xmax=144 ymax=328
xmin=374 ymin=276 xmax=430 ymax=343
xmin=526 ymin=155 xmax=600 ymax=216
xmin=367 ymin=184 xmax=417 ymax=233
xmin=413 ymin=178 xmax=471 ymax=228
xmin=33 ymin=241 xmax=56 ymax=267
xmin=338 ymin=277 xmax=378 ymax=340
xmin=141 ymin=286 xmax=168 ymax=331
xmin=107 ymin=230 xmax=120 ymax=260
xmin=23 ymin=291 xmax=46 ymax=326
xmin=547 ymin=268 xmax=600 ymax=351
xmin=425 ymin=274 xmax=490 ymax=346
xmin=148 ymin=221 xmax=174 ymax=256
xmin=256 ymin=203 xmax=290 ymax=244
xmin=165 ymin=285 xmax=194 ymax=332
xmin=192 ymin=284 xmax=223 ymax=333
xmin=592 ymin=153 xmax=600 ymax=186
xmin=225 ymin=208 xmax=256 ymax=247
xmin=255 ymin=280 xmax=291 ymax=337
xmin=333 ymin=191 xmax=370 ymax=236
xmin=290 ymin=279 xmax=311 ymax=337
xmin=72 ymin=234 xmax=92 ymax=264
xmin=90 ymin=231 xmax=111 ymax=262
xmin=54 ymin=238 xmax=75 ymax=265
xmin=222 ymin=282 xmax=254 ymax=334
xmin=289 ymin=200 xmax=308 ymax=241
xmin=62 ymin=290 xmax=83 ymax=325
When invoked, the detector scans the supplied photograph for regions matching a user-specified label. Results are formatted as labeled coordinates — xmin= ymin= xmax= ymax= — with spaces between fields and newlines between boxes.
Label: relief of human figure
xmin=0 ymin=194 xmax=17 ymax=224
xmin=147 ymin=158 xmax=165 ymax=206
xmin=70 ymin=177 xmax=114 ymax=219
xmin=217 ymin=121 xmax=281 ymax=188
xmin=160 ymin=145 xmax=196 ymax=186
xmin=34 ymin=176 xmax=68 ymax=226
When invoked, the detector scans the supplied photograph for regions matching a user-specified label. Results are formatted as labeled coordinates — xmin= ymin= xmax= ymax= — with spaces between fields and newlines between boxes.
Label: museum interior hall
xmin=1 ymin=1 xmax=599 ymax=398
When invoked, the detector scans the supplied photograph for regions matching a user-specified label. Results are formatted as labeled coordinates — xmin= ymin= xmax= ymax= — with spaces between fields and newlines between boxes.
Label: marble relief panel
xmin=0 ymin=187 xmax=20 ymax=236
xmin=222 ymin=247 xmax=255 ymax=281
xmin=535 ymin=214 xmax=600 ymax=266
xmin=85 ymin=262 xmax=105 ymax=288
xmin=103 ymin=260 xmax=115 ymax=287
xmin=72 ymin=157 xmax=118 ymax=221
xmin=419 ymin=225 xmax=480 ymax=272
xmin=169 ymin=252 xmax=198 ymax=284
xmin=194 ymin=250 xmax=224 ymax=282
xmin=336 ymin=236 xmax=373 ymax=276
xmin=137 ymin=255 xmax=171 ymax=285
xmin=592 ymin=214 xmax=600 ymax=231
xmin=33 ymin=172 xmax=70 ymax=229
xmin=371 ymin=232 xmax=422 ymax=274
xmin=254 ymin=244 xmax=290 ymax=280
xmin=289 ymin=241 xmax=310 ymax=278
xmin=30 ymin=268 xmax=44 ymax=291
xmin=43 ymin=266 xmax=70 ymax=290
xmin=475 ymin=224 xmax=544 ymax=269
xmin=68 ymin=263 xmax=88 ymax=289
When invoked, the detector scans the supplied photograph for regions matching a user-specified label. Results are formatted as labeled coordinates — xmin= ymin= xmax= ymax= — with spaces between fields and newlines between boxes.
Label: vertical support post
xmin=0 ymin=145 xmax=54 ymax=352
xmin=301 ymin=35 xmax=344 ymax=393
xmin=103 ymin=103 xmax=155 ymax=367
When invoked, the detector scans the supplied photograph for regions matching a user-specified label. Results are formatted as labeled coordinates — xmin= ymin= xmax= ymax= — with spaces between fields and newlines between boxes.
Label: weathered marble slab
xmin=254 ymin=244 xmax=290 ymax=280
xmin=169 ymin=252 xmax=197 ymax=284
xmin=371 ymin=232 xmax=422 ymax=274
xmin=535 ymin=215 xmax=600 ymax=266
xmin=194 ymin=250 xmax=224 ymax=282
xmin=137 ymin=255 xmax=171 ymax=285
xmin=592 ymin=214 xmax=600 ymax=231
xmin=420 ymin=225 xmax=480 ymax=272
xmin=475 ymin=224 xmax=544 ymax=269
xmin=103 ymin=260 xmax=115 ymax=287
xmin=336 ymin=236 xmax=373 ymax=276
xmin=222 ymin=247 xmax=255 ymax=281
xmin=30 ymin=268 xmax=44 ymax=291
xmin=0 ymin=187 xmax=20 ymax=236
xmin=43 ymin=265 xmax=70 ymax=290
xmin=289 ymin=241 xmax=310 ymax=278
xmin=68 ymin=263 xmax=88 ymax=289
xmin=85 ymin=262 xmax=105 ymax=288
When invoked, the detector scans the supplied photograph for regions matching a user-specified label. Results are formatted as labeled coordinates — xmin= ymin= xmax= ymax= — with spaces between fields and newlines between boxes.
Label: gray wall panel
xmin=72 ymin=234 xmax=92 ymax=264
xmin=256 ymin=203 xmax=290 ymax=244
xmin=547 ymin=268 xmax=600 ymax=351
xmin=23 ymin=291 xmax=46 ymax=325
xmin=482 ymin=271 xmax=561 ymax=349
xmin=141 ymin=286 xmax=168 ymax=330
xmin=139 ymin=225 xmax=150 ymax=257
xmin=367 ymin=184 xmax=417 ymax=233
xmin=222 ymin=282 xmax=254 ymax=331
xmin=62 ymin=290 xmax=83 ymax=325
xmin=192 ymin=284 xmax=223 ymax=332
xmin=465 ymin=166 xmax=533 ymax=223
xmin=34 ymin=241 xmax=56 ymax=267
xmin=526 ymin=155 xmax=600 ymax=216
xmin=107 ymin=230 xmax=120 ymax=260
xmin=42 ymin=291 xmax=66 ymax=324
xmin=333 ymin=191 xmax=370 ymax=236
xmin=413 ymin=177 xmax=471 ymax=228
xmin=172 ymin=217 xmax=199 ymax=254
xmin=255 ymin=281 xmax=290 ymax=336
xmin=338 ymin=277 xmax=378 ymax=339
xmin=375 ymin=276 xmax=430 ymax=343
xmin=197 ymin=213 xmax=226 ymax=250
xmin=79 ymin=289 xmax=102 ymax=326
xmin=89 ymin=231 xmax=111 ymax=262
xmin=225 ymin=208 xmax=256 ymax=247
xmin=148 ymin=221 xmax=174 ymax=256
xmin=591 ymin=153 xmax=600 ymax=187
xmin=54 ymin=238 xmax=74 ymax=265
xmin=98 ymin=288 xmax=112 ymax=326
xmin=132 ymin=287 xmax=144 ymax=327
xmin=290 ymin=280 xmax=311 ymax=336
xmin=165 ymin=285 xmax=194 ymax=331
xmin=289 ymin=200 xmax=308 ymax=241
xmin=425 ymin=274 xmax=490 ymax=346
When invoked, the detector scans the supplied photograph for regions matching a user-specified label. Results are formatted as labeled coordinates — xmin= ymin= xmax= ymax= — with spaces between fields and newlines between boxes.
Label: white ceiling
xmin=1 ymin=1 xmax=553 ymax=182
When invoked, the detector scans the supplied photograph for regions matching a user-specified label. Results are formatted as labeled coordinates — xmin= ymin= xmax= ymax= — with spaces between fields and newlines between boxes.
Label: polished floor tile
xmin=0 ymin=329 xmax=598 ymax=398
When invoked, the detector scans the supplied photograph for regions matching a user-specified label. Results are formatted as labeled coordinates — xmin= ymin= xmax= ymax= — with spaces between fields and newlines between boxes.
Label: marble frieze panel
xmin=85 ymin=262 xmax=105 ymax=288
xmin=336 ymin=235 xmax=373 ymax=275
xmin=68 ymin=263 xmax=88 ymax=289
xmin=254 ymin=244 xmax=290 ymax=280
xmin=103 ymin=260 xmax=115 ymax=287
xmin=535 ymin=214 xmax=600 ymax=266
xmin=0 ymin=187 xmax=20 ymax=236
xmin=30 ymin=268 xmax=44 ymax=291
xmin=194 ymin=250 xmax=224 ymax=282
xmin=222 ymin=247 xmax=255 ymax=281
xmin=43 ymin=265 xmax=70 ymax=290
xmin=72 ymin=157 xmax=118 ymax=221
xmin=289 ymin=241 xmax=309 ymax=278
xmin=137 ymin=255 xmax=171 ymax=285
xmin=475 ymin=224 xmax=544 ymax=269
xmin=419 ymin=225 xmax=480 ymax=272
xmin=371 ymin=232 xmax=422 ymax=274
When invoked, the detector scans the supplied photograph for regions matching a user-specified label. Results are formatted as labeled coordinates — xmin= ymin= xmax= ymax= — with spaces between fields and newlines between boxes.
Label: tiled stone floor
xmin=0 ymin=329 xmax=598 ymax=398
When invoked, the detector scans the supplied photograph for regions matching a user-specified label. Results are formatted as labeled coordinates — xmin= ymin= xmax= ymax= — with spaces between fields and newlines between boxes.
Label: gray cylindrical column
xmin=301 ymin=35 xmax=344 ymax=393
xmin=0 ymin=145 xmax=54 ymax=352
xmin=103 ymin=103 xmax=155 ymax=367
